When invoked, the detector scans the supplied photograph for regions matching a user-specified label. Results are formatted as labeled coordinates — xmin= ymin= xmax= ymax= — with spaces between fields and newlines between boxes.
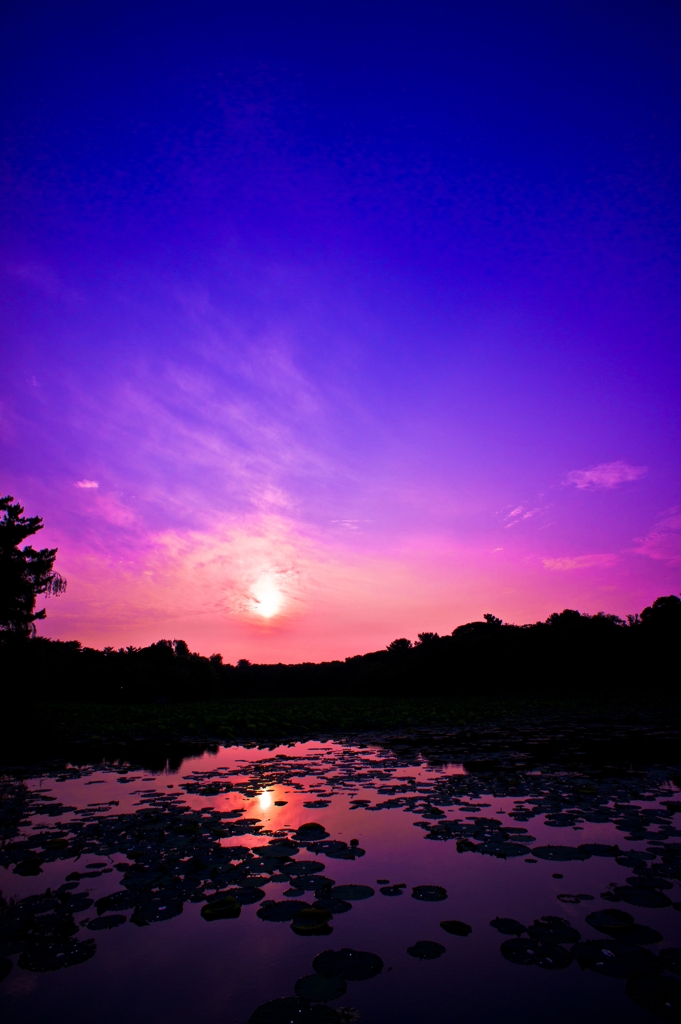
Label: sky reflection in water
xmin=1 ymin=734 xmax=681 ymax=1023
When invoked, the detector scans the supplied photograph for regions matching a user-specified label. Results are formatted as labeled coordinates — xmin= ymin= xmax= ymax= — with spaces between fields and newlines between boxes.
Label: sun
xmin=249 ymin=574 xmax=285 ymax=618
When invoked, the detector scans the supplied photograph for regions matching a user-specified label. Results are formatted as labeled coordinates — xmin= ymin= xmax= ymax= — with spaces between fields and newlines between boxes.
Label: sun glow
xmin=258 ymin=790 xmax=273 ymax=810
xmin=250 ymin=574 xmax=285 ymax=618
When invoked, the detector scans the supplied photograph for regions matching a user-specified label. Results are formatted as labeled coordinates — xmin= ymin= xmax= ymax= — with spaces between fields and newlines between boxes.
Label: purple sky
xmin=1 ymin=1 xmax=680 ymax=661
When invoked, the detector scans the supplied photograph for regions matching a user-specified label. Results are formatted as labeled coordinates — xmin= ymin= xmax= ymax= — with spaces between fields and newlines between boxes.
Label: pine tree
xmin=0 ymin=495 xmax=66 ymax=636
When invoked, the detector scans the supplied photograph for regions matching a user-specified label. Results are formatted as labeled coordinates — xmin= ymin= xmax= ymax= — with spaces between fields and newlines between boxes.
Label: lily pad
xmin=412 ymin=886 xmax=447 ymax=902
xmin=95 ymin=888 xmax=146 ymax=913
xmin=490 ymin=917 xmax=526 ymax=935
xmin=228 ymin=888 xmax=266 ymax=905
xmin=295 ymin=824 xmax=330 ymax=840
xmin=613 ymin=887 xmax=672 ymax=909
xmin=13 ymin=857 xmax=43 ymax=876
xmin=615 ymin=925 xmax=665 ymax=945
xmin=300 ymin=877 xmax=335 ymax=892
xmin=617 ymin=854 xmax=657 ymax=868
xmin=313 ymin=898 xmax=352 ymax=915
xmin=586 ymin=909 xmax=635 ymax=932
xmin=96 ymin=891 xmax=142 ymax=914
xmin=530 ymin=945 xmax=575 ymax=970
xmin=201 ymin=895 xmax=241 ymax=921
xmin=257 ymin=900 xmax=310 ymax=922
xmin=241 ymin=876 xmax=272 ymax=888
xmin=532 ymin=846 xmax=591 ymax=862
xmin=292 ymin=878 xmax=335 ymax=894
xmin=627 ymin=876 xmax=674 ymax=891
xmin=330 ymin=885 xmax=375 ymax=901
xmin=249 ymin=997 xmax=341 ymax=1024
xmin=407 ymin=940 xmax=446 ymax=960
xmin=572 ymin=940 xmax=663 ymax=978
xmin=380 ymin=886 xmax=404 ymax=896
xmin=18 ymin=938 xmax=97 ymax=972
xmin=626 ymin=975 xmax=681 ymax=1020
xmin=131 ymin=898 xmax=183 ymax=925
xmin=290 ymin=907 xmax=332 ymax=933
xmin=307 ymin=841 xmax=348 ymax=856
xmin=474 ymin=841 xmax=531 ymax=859
xmin=440 ymin=920 xmax=472 ymax=936
xmin=23 ymin=910 xmax=77 ymax=942
xmin=294 ymin=974 xmax=347 ymax=1002
xmin=266 ymin=842 xmax=300 ymax=857
xmin=87 ymin=915 xmax=126 ymax=930
xmin=326 ymin=847 xmax=365 ymax=860
xmin=17 ymin=894 xmax=60 ymax=914
xmin=0 ymin=959 xmax=12 ymax=982
xmin=283 ymin=861 xmax=326 ymax=876
xmin=313 ymin=948 xmax=384 ymax=981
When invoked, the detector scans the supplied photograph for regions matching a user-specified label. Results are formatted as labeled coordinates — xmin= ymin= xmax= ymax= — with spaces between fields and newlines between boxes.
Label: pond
xmin=1 ymin=722 xmax=681 ymax=1023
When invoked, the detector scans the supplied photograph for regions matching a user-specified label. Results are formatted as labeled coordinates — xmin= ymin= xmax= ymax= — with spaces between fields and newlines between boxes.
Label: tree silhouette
xmin=387 ymin=638 xmax=412 ymax=652
xmin=416 ymin=632 xmax=440 ymax=644
xmin=641 ymin=595 xmax=681 ymax=633
xmin=0 ymin=495 xmax=66 ymax=636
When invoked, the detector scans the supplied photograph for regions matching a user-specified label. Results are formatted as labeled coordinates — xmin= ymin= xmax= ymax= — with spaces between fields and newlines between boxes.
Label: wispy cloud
xmin=543 ymin=553 xmax=619 ymax=571
xmin=94 ymin=495 xmax=138 ymax=527
xmin=106 ymin=327 xmax=346 ymax=524
xmin=633 ymin=509 xmax=681 ymax=565
xmin=564 ymin=461 xmax=647 ymax=489
xmin=332 ymin=519 xmax=372 ymax=530
xmin=75 ymin=480 xmax=99 ymax=489
xmin=504 ymin=505 xmax=550 ymax=527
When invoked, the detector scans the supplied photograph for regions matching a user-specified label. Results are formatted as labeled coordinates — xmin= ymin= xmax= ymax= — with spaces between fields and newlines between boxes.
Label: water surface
xmin=1 ymin=726 xmax=680 ymax=1023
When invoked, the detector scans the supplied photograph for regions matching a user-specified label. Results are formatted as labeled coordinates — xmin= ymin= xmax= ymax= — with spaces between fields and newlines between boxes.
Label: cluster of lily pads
xmin=491 ymin=908 xmax=681 ymax=1018
xmin=0 ymin=886 xmax=96 ymax=977
xmin=158 ymin=732 xmax=681 ymax=858
xmin=0 ymin=803 xmax=380 ymax=963
xmin=249 ymin=947 xmax=384 ymax=1024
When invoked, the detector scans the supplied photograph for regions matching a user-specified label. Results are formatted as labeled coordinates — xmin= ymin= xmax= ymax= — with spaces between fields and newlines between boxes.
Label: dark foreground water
xmin=1 ymin=723 xmax=681 ymax=1024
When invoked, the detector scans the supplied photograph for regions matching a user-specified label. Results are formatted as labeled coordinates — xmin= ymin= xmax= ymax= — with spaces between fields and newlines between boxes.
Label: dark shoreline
xmin=3 ymin=694 xmax=680 ymax=770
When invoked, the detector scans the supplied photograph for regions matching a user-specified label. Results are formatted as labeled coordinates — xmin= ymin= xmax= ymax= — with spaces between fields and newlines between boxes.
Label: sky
xmin=1 ymin=0 xmax=680 ymax=662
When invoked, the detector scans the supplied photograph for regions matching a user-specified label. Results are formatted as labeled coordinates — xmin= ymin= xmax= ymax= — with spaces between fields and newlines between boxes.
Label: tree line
xmin=1 ymin=494 xmax=679 ymax=701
